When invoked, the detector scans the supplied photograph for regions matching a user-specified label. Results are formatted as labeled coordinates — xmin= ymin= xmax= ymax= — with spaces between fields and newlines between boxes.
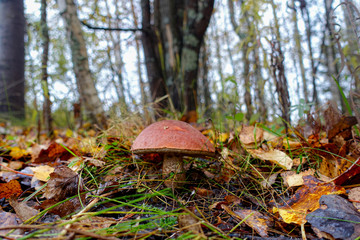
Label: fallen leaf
xmin=273 ymin=175 xmax=345 ymax=225
xmin=178 ymin=213 xmax=203 ymax=235
xmin=9 ymin=196 xmax=39 ymax=222
xmin=261 ymin=172 xmax=279 ymax=188
xmin=43 ymin=166 xmax=83 ymax=201
xmin=0 ymin=211 xmax=20 ymax=236
xmin=30 ymin=165 xmax=55 ymax=182
xmin=240 ymin=125 xmax=264 ymax=146
xmin=248 ymin=149 xmax=293 ymax=170
xmin=306 ymin=194 xmax=360 ymax=240
xmin=0 ymin=180 xmax=22 ymax=199
xmin=71 ymin=216 xmax=117 ymax=231
xmin=233 ymin=209 xmax=271 ymax=238
xmin=348 ymin=187 xmax=360 ymax=211
xmin=32 ymin=142 xmax=77 ymax=163
xmin=332 ymin=157 xmax=360 ymax=185
xmin=281 ymin=169 xmax=315 ymax=187
xmin=9 ymin=146 xmax=28 ymax=160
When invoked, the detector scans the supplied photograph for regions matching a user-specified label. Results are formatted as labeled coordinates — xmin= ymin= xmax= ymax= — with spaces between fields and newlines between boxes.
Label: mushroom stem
xmin=162 ymin=153 xmax=186 ymax=189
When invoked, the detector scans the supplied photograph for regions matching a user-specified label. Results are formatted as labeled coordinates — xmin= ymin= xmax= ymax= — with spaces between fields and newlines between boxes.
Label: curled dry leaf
xmin=43 ymin=166 xmax=82 ymax=201
xmin=247 ymin=149 xmax=293 ymax=170
xmin=273 ymin=175 xmax=345 ymax=225
xmin=239 ymin=125 xmax=264 ymax=147
xmin=9 ymin=196 xmax=39 ymax=222
xmin=348 ymin=187 xmax=360 ymax=210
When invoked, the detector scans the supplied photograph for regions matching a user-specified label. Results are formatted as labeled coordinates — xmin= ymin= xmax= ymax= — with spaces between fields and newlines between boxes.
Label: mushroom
xmin=131 ymin=120 xmax=215 ymax=189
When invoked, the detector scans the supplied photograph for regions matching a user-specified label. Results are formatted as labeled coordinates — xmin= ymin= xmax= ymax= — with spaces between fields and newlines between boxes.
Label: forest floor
xmin=0 ymin=107 xmax=360 ymax=239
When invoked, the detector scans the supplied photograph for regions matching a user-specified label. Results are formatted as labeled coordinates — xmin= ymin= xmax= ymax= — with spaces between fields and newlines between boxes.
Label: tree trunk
xmin=58 ymin=0 xmax=107 ymax=128
xmin=130 ymin=0 xmax=151 ymax=122
xmin=291 ymin=0 xmax=309 ymax=104
xmin=0 ymin=0 xmax=25 ymax=119
xmin=40 ymin=0 xmax=53 ymax=137
xmin=141 ymin=0 xmax=214 ymax=121
xmin=271 ymin=0 xmax=291 ymax=131
xmin=324 ymin=0 xmax=344 ymax=112
xmin=141 ymin=0 xmax=168 ymax=117
xmin=300 ymin=0 xmax=319 ymax=108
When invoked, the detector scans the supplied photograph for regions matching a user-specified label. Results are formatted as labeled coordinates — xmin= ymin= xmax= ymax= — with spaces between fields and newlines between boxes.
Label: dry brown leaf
xmin=71 ymin=216 xmax=117 ymax=231
xmin=348 ymin=187 xmax=360 ymax=210
xmin=239 ymin=125 xmax=264 ymax=146
xmin=248 ymin=149 xmax=293 ymax=170
xmin=178 ymin=213 xmax=203 ymax=235
xmin=233 ymin=209 xmax=271 ymax=238
xmin=9 ymin=197 xmax=39 ymax=222
xmin=273 ymin=175 xmax=345 ymax=225
xmin=44 ymin=166 xmax=82 ymax=201
xmin=260 ymin=172 xmax=279 ymax=188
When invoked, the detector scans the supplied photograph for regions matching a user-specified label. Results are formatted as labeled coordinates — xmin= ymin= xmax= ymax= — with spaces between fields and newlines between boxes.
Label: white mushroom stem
xmin=162 ymin=153 xmax=186 ymax=189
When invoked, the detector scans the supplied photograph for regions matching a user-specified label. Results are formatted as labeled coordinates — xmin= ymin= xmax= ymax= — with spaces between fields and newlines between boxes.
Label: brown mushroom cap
xmin=131 ymin=120 xmax=215 ymax=156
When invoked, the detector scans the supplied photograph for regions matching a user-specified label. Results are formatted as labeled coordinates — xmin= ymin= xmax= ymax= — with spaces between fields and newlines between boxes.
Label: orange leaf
xmin=0 ymin=180 xmax=22 ymax=198
xmin=273 ymin=175 xmax=345 ymax=225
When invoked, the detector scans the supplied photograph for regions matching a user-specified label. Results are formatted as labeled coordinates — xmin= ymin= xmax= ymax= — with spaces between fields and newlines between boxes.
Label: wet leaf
xmin=306 ymin=194 xmax=360 ymax=240
xmin=32 ymin=142 xmax=77 ymax=163
xmin=273 ymin=175 xmax=345 ymax=225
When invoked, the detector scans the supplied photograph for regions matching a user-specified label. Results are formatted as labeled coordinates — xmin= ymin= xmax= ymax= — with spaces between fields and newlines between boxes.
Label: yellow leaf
xmin=10 ymin=147 xmax=27 ymax=160
xmin=248 ymin=149 xmax=293 ymax=170
xmin=30 ymin=165 xmax=55 ymax=182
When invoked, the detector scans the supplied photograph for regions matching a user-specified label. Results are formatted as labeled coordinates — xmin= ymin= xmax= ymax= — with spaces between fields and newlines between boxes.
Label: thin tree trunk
xmin=40 ymin=0 xmax=53 ymax=137
xmin=211 ymin=22 xmax=224 ymax=109
xmin=130 ymin=0 xmax=151 ymax=121
xmin=0 ymin=0 xmax=25 ymax=119
xmin=291 ymin=0 xmax=309 ymax=104
xmin=228 ymin=0 xmax=253 ymax=121
xmin=199 ymin=41 xmax=212 ymax=118
xmin=141 ymin=0 xmax=168 ymax=117
xmin=300 ymin=0 xmax=319 ymax=108
xmin=271 ymin=0 xmax=291 ymax=131
xmin=324 ymin=0 xmax=344 ymax=112
xmin=58 ymin=0 xmax=107 ymax=128
xmin=104 ymin=0 xmax=128 ymax=114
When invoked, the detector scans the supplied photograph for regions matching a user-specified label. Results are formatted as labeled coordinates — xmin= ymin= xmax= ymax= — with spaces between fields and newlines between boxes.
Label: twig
xmin=0 ymin=162 xmax=33 ymax=177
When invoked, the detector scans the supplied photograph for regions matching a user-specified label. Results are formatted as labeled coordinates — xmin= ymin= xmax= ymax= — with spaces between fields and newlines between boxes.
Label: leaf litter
xmin=0 ymin=108 xmax=360 ymax=239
